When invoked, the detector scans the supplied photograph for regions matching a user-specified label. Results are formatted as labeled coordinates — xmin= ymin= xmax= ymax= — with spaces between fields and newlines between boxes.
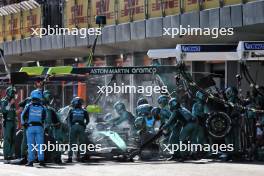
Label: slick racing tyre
xmin=206 ymin=112 xmax=232 ymax=138
xmin=15 ymin=129 xmax=23 ymax=158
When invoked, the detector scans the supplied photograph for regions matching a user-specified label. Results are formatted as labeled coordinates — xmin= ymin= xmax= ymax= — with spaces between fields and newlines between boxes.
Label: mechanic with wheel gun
xmin=67 ymin=97 xmax=89 ymax=163
xmin=0 ymin=86 xmax=17 ymax=161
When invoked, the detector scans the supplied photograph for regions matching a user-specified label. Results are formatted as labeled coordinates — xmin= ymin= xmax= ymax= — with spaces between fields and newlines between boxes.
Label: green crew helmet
xmin=195 ymin=91 xmax=206 ymax=102
xmin=158 ymin=95 xmax=170 ymax=107
xmin=71 ymin=97 xmax=83 ymax=108
xmin=137 ymin=98 xmax=148 ymax=106
xmin=114 ymin=101 xmax=126 ymax=115
xmin=6 ymin=86 xmax=17 ymax=99
xmin=225 ymin=87 xmax=238 ymax=100
xmin=168 ymin=98 xmax=180 ymax=111
xmin=43 ymin=90 xmax=53 ymax=104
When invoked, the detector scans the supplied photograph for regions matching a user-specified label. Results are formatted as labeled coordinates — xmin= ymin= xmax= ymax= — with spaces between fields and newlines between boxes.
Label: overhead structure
xmin=148 ymin=45 xmax=238 ymax=61
xmin=147 ymin=49 xmax=178 ymax=59
xmin=0 ymin=0 xmax=40 ymax=16
xmin=237 ymin=41 xmax=264 ymax=60
xmin=175 ymin=44 xmax=238 ymax=62
xmin=147 ymin=42 xmax=264 ymax=62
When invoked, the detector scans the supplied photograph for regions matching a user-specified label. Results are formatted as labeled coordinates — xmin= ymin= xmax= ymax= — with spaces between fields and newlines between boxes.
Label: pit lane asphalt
xmin=0 ymin=156 xmax=263 ymax=176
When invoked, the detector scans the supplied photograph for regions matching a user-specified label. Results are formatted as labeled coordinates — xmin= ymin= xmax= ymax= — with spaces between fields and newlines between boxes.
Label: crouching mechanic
xmin=21 ymin=89 xmax=46 ymax=167
xmin=135 ymin=104 xmax=156 ymax=143
xmin=192 ymin=91 xmax=209 ymax=145
xmin=67 ymin=97 xmax=89 ymax=163
xmin=1 ymin=86 xmax=17 ymax=161
xmin=163 ymin=98 xmax=199 ymax=161
xmin=135 ymin=104 xmax=159 ymax=160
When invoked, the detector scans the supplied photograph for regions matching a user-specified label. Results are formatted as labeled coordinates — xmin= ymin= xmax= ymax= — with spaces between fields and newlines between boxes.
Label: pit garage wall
xmin=226 ymin=61 xmax=264 ymax=95
xmin=192 ymin=61 xmax=237 ymax=91
xmin=195 ymin=61 xmax=264 ymax=95
xmin=226 ymin=61 xmax=238 ymax=88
